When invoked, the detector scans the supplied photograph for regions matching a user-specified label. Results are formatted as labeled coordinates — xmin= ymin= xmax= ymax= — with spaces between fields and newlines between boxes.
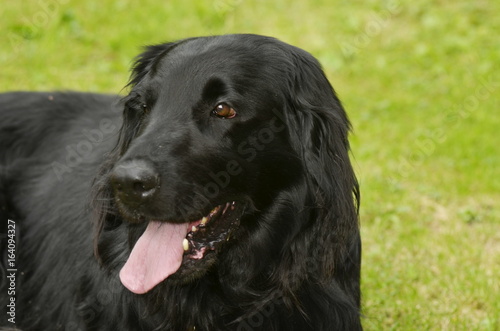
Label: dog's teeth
xmin=183 ymin=238 xmax=189 ymax=251
xmin=191 ymin=226 xmax=197 ymax=232
xmin=222 ymin=202 xmax=230 ymax=214
xmin=201 ymin=216 xmax=208 ymax=225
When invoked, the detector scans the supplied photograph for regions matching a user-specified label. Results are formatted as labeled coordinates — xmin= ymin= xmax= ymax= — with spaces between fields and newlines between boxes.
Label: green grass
xmin=1 ymin=0 xmax=499 ymax=329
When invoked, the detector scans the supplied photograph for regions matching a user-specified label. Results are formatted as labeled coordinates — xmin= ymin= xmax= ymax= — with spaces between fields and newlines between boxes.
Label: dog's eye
xmin=212 ymin=103 xmax=236 ymax=119
xmin=141 ymin=104 xmax=150 ymax=114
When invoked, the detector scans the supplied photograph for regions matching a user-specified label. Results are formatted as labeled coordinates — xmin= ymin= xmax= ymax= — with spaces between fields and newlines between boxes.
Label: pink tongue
xmin=119 ymin=221 xmax=189 ymax=294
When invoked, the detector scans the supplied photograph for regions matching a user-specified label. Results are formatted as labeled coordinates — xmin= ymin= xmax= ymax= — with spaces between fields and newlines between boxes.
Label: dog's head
xmin=93 ymin=34 xmax=359 ymax=296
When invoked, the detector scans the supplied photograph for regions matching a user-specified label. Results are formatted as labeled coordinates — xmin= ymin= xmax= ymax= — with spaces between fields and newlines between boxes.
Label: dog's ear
xmin=283 ymin=47 xmax=360 ymax=276
xmin=128 ymin=37 xmax=200 ymax=87
xmin=127 ymin=42 xmax=179 ymax=87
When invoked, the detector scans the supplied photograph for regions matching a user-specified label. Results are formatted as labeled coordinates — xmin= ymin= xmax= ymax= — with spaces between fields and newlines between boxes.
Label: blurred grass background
xmin=1 ymin=0 xmax=499 ymax=329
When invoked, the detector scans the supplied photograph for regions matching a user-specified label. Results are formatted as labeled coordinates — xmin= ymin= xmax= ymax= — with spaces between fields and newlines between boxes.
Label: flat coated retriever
xmin=0 ymin=34 xmax=361 ymax=330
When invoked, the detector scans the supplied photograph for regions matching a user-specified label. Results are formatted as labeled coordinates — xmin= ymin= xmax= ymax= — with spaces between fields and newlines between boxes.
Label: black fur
xmin=0 ymin=34 xmax=361 ymax=330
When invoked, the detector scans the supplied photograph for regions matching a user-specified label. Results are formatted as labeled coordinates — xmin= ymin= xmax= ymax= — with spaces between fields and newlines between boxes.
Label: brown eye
xmin=141 ymin=104 xmax=149 ymax=114
xmin=213 ymin=103 xmax=236 ymax=119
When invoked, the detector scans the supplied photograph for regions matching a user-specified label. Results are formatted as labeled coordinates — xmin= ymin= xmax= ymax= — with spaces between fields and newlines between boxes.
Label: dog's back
xmin=0 ymin=91 xmax=120 ymax=219
xmin=0 ymin=92 xmax=122 ymax=327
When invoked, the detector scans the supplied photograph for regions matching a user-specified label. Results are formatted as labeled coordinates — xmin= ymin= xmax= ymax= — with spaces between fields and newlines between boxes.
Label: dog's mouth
xmin=119 ymin=201 xmax=244 ymax=294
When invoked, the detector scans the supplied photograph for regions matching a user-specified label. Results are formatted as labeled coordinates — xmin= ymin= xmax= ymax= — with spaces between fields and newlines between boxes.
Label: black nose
xmin=111 ymin=159 xmax=160 ymax=207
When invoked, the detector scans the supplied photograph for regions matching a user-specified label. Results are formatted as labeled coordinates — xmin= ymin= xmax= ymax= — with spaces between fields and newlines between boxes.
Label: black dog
xmin=0 ymin=34 xmax=361 ymax=330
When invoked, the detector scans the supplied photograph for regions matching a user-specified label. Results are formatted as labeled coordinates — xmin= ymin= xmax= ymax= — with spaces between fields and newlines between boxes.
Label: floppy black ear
xmin=283 ymin=47 xmax=360 ymax=277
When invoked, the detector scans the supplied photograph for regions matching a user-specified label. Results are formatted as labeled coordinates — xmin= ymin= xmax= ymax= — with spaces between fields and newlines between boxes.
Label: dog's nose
xmin=111 ymin=160 xmax=160 ymax=207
